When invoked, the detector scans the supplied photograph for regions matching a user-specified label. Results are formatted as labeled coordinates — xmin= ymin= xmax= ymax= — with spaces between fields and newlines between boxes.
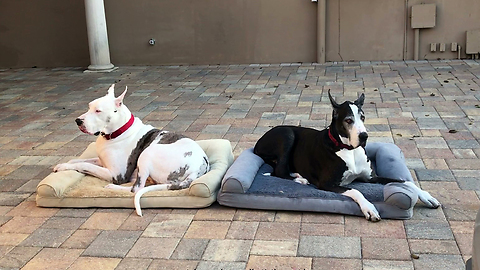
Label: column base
xmin=84 ymin=64 xmax=118 ymax=73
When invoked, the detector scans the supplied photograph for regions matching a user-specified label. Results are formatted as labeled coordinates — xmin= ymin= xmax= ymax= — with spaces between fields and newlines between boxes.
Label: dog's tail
xmin=369 ymin=177 xmax=405 ymax=185
xmin=134 ymin=184 xmax=170 ymax=216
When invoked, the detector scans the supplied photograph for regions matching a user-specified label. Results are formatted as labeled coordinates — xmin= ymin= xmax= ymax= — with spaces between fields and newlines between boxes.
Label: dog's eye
xmin=95 ymin=109 xmax=102 ymax=113
xmin=345 ymin=119 xmax=354 ymax=125
xmin=360 ymin=115 xmax=365 ymax=121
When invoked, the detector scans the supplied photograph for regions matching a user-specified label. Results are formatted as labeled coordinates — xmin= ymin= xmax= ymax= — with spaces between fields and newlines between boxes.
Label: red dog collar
xmin=328 ymin=128 xmax=354 ymax=150
xmin=102 ymin=114 xmax=135 ymax=140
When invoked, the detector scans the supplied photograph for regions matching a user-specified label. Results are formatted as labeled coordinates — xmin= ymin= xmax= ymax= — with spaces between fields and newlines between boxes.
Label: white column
xmin=84 ymin=0 xmax=116 ymax=72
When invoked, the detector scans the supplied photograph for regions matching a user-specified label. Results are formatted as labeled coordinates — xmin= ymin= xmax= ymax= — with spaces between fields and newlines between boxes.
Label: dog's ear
xmin=328 ymin=90 xmax=340 ymax=119
xmin=115 ymin=86 xmax=127 ymax=108
xmin=328 ymin=90 xmax=340 ymax=109
xmin=354 ymin=93 xmax=365 ymax=107
xmin=107 ymin=84 xmax=115 ymax=97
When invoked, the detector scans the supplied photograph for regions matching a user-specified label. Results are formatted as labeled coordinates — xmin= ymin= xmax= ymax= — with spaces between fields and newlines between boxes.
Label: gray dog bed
xmin=218 ymin=142 xmax=419 ymax=219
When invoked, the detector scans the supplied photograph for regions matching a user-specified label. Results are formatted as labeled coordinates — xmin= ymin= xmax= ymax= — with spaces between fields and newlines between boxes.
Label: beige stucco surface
xmin=406 ymin=0 xmax=480 ymax=60
xmin=103 ymin=0 xmax=317 ymax=65
xmin=325 ymin=0 xmax=406 ymax=62
xmin=1 ymin=0 xmax=479 ymax=67
xmin=0 ymin=0 xmax=90 ymax=68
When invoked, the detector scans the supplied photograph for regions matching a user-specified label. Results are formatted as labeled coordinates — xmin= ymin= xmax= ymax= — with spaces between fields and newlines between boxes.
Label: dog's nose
xmin=359 ymin=132 xmax=368 ymax=142
xmin=75 ymin=118 xmax=83 ymax=126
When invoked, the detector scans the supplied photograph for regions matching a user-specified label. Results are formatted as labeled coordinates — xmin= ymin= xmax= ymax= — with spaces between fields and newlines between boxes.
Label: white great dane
xmin=54 ymin=84 xmax=210 ymax=216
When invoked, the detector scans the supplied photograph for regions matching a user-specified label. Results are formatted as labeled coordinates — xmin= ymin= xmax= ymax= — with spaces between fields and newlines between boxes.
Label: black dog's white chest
xmin=335 ymin=147 xmax=372 ymax=186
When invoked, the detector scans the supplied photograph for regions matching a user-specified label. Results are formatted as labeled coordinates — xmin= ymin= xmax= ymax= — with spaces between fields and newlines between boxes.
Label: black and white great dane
xmin=54 ymin=84 xmax=210 ymax=216
xmin=253 ymin=91 xmax=440 ymax=221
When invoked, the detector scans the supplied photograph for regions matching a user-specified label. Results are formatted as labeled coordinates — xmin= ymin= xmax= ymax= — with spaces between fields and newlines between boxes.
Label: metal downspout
xmin=317 ymin=0 xmax=326 ymax=63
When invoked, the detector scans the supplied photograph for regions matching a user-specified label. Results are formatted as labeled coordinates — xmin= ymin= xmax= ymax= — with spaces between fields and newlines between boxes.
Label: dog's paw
xmin=290 ymin=173 xmax=301 ymax=178
xmin=293 ymin=177 xmax=309 ymax=185
xmin=418 ymin=191 xmax=441 ymax=209
xmin=53 ymin=163 xmax=72 ymax=172
xmin=361 ymin=203 xmax=381 ymax=222
xmin=291 ymin=173 xmax=309 ymax=185
xmin=104 ymin=183 xmax=117 ymax=189
xmin=104 ymin=184 xmax=131 ymax=191
xmin=131 ymin=185 xmax=140 ymax=193
xmin=404 ymin=182 xmax=441 ymax=209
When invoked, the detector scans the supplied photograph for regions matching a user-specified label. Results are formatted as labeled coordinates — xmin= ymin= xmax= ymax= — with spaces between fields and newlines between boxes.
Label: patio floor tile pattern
xmin=0 ymin=60 xmax=480 ymax=269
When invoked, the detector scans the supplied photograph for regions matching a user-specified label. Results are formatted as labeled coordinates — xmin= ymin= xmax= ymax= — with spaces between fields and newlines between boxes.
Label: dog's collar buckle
xmin=328 ymin=128 xmax=354 ymax=150
xmin=102 ymin=114 xmax=135 ymax=140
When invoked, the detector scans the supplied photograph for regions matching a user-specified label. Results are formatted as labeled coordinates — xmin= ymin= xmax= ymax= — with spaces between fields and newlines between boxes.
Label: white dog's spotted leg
xmin=342 ymin=189 xmax=381 ymax=222
xmin=290 ymin=173 xmax=309 ymax=185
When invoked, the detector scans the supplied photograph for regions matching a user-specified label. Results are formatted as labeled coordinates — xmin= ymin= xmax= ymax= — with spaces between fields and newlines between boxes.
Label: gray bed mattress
xmin=217 ymin=142 xmax=419 ymax=220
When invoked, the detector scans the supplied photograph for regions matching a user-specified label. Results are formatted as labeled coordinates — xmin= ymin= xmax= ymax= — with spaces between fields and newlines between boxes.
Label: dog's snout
xmin=75 ymin=118 xmax=83 ymax=126
xmin=359 ymin=132 xmax=368 ymax=142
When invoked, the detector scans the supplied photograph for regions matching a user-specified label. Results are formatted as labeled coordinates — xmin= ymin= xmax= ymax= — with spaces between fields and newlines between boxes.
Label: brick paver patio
xmin=1 ymin=60 xmax=480 ymax=269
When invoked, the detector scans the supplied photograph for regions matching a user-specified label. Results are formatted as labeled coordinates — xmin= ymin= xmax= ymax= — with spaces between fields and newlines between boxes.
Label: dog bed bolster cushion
xmin=218 ymin=142 xmax=418 ymax=219
xmin=36 ymin=139 xmax=234 ymax=208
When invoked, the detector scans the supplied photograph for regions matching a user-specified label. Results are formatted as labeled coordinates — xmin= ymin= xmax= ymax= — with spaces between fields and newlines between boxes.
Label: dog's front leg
xmin=54 ymin=157 xmax=102 ymax=172
xmin=342 ymin=188 xmax=381 ymax=221
xmin=322 ymin=184 xmax=380 ymax=221
xmin=54 ymin=161 xmax=114 ymax=181
xmin=61 ymin=157 xmax=103 ymax=166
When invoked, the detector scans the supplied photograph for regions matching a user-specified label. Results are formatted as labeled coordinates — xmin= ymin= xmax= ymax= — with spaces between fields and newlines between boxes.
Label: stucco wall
xmin=406 ymin=0 xmax=480 ymax=60
xmin=103 ymin=0 xmax=317 ymax=65
xmin=0 ymin=0 xmax=479 ymax=68
xmin=0 ymin=0 xmax=90 ymax=68
xmin=325 ymin=0 xmax=407 ymax=62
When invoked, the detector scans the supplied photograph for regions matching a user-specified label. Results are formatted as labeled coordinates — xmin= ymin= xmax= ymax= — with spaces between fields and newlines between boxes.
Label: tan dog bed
xmin=36 ymin=139 xmax=233 ymax=209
